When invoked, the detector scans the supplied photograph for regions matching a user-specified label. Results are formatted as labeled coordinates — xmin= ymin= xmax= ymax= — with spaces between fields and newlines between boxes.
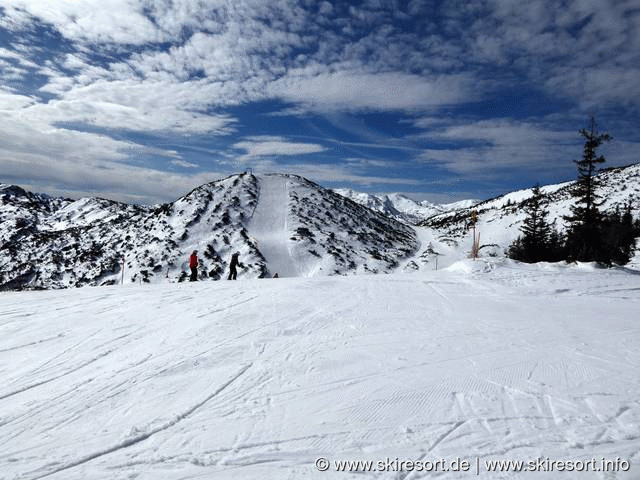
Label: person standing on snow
xmin=189 ymin=250 xmax=199 ymax=282
xmin=227 ymin=251 xmax=244 ymax=280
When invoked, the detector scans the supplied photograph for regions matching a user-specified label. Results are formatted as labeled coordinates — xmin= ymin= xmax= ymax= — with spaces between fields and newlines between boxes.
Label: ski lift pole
xmin=121 ymin=257 xmax=125 ymax=285
xmin=470 ymin=210 xmax=479 ymax=260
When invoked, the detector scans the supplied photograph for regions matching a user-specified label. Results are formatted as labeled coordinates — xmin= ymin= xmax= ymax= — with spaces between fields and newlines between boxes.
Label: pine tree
xmin=520 ymin=185 xmax=551 ymax=251
xmin=600 ymin=203 xmax=638 ymax=265
xmin=565 ymin=116 xmax=611 ymax=262
xmin=508 ymin=185 xmax=563 ymax=262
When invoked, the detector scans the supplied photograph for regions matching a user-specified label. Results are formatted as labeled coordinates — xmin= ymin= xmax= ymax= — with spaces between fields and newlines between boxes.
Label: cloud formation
xmin=268 ymin=70 xmax=479 ymax=111
xmin=415 ymin=118 xmax=579 ymax=175
xmin=0 ymin=0 xmax=638 ymax=202
xmin=233 ymin=136 xmax=326 ymax=161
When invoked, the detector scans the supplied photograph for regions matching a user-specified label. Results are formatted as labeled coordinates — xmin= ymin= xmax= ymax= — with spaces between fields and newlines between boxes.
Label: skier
xmin=227 ymin=251 xmax=244 ymax=280
xmin=189 ymin=250 xmax=199 ymax=282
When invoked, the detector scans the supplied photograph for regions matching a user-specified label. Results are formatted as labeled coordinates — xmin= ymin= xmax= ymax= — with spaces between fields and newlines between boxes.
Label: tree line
xmin=508 ymin=117 xmax=640 ymax=265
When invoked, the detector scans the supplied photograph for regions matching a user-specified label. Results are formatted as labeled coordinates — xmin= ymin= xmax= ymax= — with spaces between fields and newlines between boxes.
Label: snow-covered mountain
xmin=0 ymin=173 xmax=418 ymax=290
xmin=0 ymin=185 xmax=70 ymax=243
xmin=332 ymin=188 xmax=477 ymax=224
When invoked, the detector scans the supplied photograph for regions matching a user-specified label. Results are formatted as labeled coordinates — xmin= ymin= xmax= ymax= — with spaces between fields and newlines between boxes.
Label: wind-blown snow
xmin=1 ymin=260 xmax=639 ymax=479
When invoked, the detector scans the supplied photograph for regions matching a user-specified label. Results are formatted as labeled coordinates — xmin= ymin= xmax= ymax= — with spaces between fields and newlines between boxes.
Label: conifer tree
xmin=565 ymin=116 xmax=611 ymax=262
xmin=508 ymin=184 xmax=562 ymax=262
xmin=601 ymin=203 xmax=638 ymax=265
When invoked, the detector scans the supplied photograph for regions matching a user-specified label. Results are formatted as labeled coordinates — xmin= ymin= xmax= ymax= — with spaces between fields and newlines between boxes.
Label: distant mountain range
xmin=332 ymin=189 xmax=477 ymax=224
xmin=2 ymin=164 xmax=639 ymax=290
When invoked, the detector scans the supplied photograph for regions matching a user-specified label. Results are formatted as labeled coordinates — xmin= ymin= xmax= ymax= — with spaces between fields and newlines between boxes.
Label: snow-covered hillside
xmin=1 ymin=260 xmax=639 ymax=479
xmin=0 ymin=174 xmax=418 ymax=290
xmin=0 ymin=185 xmax=71 ymax=245
xmin=409 ymin=164 xmax=640 ymax=270
xmin=0 ymin=174 xmax=265 ymax=289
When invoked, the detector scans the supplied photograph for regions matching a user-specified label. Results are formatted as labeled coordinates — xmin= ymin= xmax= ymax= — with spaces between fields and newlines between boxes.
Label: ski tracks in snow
xmin=2 ymin=267 xmax=640 ymax=478
xmin=0 ymin=349 xmax=114 ymax=401
xmin=28 ymin=364 xmax=253 ymax=479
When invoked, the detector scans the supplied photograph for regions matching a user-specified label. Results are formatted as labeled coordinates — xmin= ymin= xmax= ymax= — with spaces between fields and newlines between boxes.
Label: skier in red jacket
xmin=189 ymin=250 xmax=198 ymax=282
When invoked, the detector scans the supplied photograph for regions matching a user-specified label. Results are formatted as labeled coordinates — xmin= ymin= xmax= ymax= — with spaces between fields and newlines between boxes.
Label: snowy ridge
xmin=288 ymin=176 xmax=418 ymax=276
xmin=333 ymin=164 xmax=640 ymax=272
xmin=0 ymin=173 xmax=418 ymax=290
xmin=2 ymin=164 xmax=640 ymax=290
xmin=0 ymin=173 xmax=266 ymax=290
xmin=0 ymin=184 xmax=70 ymax=244
xmin=1 ymin=261 xmax=639 ymax=479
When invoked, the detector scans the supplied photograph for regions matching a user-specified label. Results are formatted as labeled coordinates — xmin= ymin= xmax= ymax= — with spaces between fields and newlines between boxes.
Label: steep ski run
xmin=248 ymin=175 xmax=298 ymax=278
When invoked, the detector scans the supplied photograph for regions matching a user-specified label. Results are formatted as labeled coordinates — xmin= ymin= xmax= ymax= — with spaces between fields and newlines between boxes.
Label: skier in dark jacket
xmin=189 ymin=250 xmax=199 ymax=282
xmin=227 ymin=251 xmax=244 ymax=280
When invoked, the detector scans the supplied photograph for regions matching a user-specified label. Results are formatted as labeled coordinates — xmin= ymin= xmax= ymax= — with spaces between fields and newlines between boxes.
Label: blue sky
xmin=0 ymin=0 xmax=639 ymax=204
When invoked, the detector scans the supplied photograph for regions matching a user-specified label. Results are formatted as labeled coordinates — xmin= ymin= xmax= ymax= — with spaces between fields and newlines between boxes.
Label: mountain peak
xmin=0 ymin=173 xmax=418 ymax=290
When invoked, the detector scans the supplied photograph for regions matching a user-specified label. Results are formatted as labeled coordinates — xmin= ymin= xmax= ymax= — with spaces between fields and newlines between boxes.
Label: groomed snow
xmin=1 ymin=260 xmax=639 ymax=479
xmin=248 ymin=174 xmax=298 ymax=278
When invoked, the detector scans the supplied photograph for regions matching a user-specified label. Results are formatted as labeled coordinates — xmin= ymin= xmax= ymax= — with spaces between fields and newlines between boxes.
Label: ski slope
xmin=1 ymin=260 xmax=639 ymax=479
xmin=248 ymin=174 xmax=298 ymax=278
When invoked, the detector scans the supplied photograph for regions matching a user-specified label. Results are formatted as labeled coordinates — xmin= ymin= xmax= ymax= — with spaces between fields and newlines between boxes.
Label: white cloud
xmin=0 ymin=89 xmax=37 ymax=109
xmin=415 ymin=118 xmax=581 ymax=175
xmin=34 ymin=79 xmax=236 ymax=134
xmin=268 ymin=69 xmax=479 ymax=111
xmin=232 ymin=136 xmax=326 ymax=161
xmin=1 ymin=1 xmax=164 ymax=44
xmin=3 ymin=0 xmax=638 ymax=115
xmin=471 ymin=0 xmax=640 ymax=107
xmin=170 ymin=159 xmax=199 ymax=169
xmin=433 ymin=119 xmax=575 ymax=147
xmin=248 ymin=160 xmax=424 ymax=188
xmin=0 ymin=110 xmax=135 ymax=162
xmin=547 ymin=67 xmax=640 ymax=109
xmin=0 ymin=112 xmax=208 ymax=203
xmin=318 ymin=1 xmax=333 ymax=16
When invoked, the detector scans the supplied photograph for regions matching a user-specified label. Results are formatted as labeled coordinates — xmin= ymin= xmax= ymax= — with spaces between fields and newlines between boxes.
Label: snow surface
xmin=1 ymin=260 xmax=639 ymax=479
xmin=248 ymin=175 xmax=297 ymax=278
